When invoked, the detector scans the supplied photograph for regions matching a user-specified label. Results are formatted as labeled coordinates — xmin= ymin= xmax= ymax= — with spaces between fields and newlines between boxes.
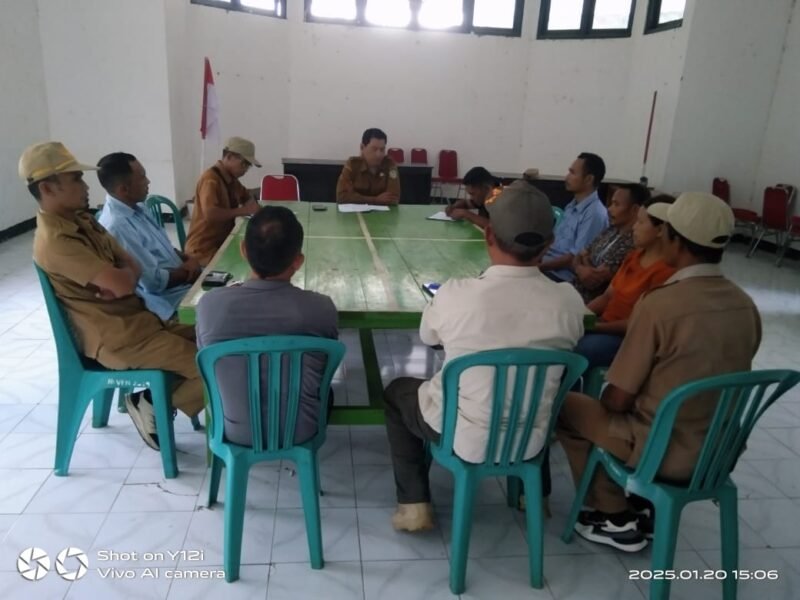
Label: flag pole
xmin=641 ymin=90 xmax=657 ymax=186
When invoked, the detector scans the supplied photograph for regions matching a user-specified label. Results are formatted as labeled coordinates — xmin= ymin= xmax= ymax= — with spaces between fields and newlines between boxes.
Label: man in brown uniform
xmin=336 ymin=128 xmax=401 ymax=205
xmin=185 ymin=136 xmax=261 ymax=265
xmin=557 ymin=192 xmax=761 ymax=553
xmin=21 ymin=142 xmax=204 ymax=451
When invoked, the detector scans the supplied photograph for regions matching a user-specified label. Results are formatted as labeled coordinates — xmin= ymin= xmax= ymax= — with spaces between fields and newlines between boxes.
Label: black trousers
xmin=384 ymin=377 xmax=441 ymax=504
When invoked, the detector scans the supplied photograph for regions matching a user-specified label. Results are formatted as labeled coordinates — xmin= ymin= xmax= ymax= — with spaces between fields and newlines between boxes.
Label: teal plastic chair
xmin=429 ymin=348 xmax=588 ymax=594
xmin=145 ymin=195 xmax=186 ymax=252
xmin=583 ymin=366 xmax=608 ymax=398
xmin=196 ymin=335 xmax=346 ymax=582
xmin=561 ymin=369 xmax=800 ymax=600
xmin=34 ymin=265 xmax=179 ymax=478
xmin=552 ymin=206 xmax=564 ymax=225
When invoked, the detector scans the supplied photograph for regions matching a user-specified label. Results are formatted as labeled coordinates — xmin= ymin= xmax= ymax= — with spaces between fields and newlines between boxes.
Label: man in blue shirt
xmin=97 ymin=153 xmax=201 ymax=321
xmin=539 ymin=152 xmax=609 ymax=282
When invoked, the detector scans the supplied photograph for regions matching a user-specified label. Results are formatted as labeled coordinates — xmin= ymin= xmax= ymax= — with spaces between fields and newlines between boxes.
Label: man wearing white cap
xmin=185 ymin=136 xmax=262 ymax=265
xmin=557 ymin=192 xmax=761 ymax=553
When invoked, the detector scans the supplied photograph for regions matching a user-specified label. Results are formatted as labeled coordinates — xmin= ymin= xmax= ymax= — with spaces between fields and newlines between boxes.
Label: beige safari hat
xmin=19 ymin=142 xmax=97 ymax=183
xmin=224 ymin=136 xmax=262 ymax=168
xmin=655 ymin=192 xmax=734 ymax=248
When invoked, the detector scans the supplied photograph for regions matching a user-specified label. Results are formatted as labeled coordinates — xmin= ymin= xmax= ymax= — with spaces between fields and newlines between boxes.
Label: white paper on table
xmin=427 ymin=209 xmax=478 ymax=221
xmin=337 ymin=204 xmax=390 ymax=213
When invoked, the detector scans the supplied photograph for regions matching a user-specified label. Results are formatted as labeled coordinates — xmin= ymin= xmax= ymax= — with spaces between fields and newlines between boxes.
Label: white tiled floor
xmin=1 ymin=229 xmax=799 ymax=599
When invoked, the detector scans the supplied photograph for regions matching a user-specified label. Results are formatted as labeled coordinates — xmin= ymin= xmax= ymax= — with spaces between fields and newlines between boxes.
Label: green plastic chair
xmin=430 ymin=348 xmax=588 ymax=594
xmin=552 ymin=206 xmax=564 ymax=225
xmin=196 ymin=335 xmax=346 ymax=582
xmin=561 ymin=369 xmax=800 ymax=600
xmin=34 ymin=265 xmax=179 ymax=478
xmin=583 ymin=366 xmax=608 ymax=398
xmin=145 ymin=195 xmax=186 ymax=252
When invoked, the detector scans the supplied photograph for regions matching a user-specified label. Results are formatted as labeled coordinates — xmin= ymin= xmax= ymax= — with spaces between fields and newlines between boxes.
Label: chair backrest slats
xmin=498 ymin=366 xmax=530 ymax=465
xmin=266 ymin=351 xmax=282 ymax=452
xmin=145 ymin=195 xmax=186 ymax=252
xmin=34 ymin=265 xmax=86 ymax=371
xmin=482 ymin=365 xmax=508 ymax=463
xmin=515 ymin=366 xmax=548 ymax=464
xmin=282 ymin=351 xmax=304 ymax=449
xmin=248 ymin=353 xmax=264 ymax=453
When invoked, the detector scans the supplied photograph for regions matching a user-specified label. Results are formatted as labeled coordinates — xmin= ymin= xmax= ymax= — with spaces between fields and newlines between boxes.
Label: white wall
xmin=756 ymin=0 xmax=800 ymax=215
xmin=36 ymin=0 xmax=176 ymax=208
xmin=0 ymin=1 xmax=50 ymax=231
xmin=662 ymin=0 xmax=795 ymax=205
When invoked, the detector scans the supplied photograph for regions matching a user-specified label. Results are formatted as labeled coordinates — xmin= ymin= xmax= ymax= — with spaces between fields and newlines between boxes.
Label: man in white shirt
xmin=384 ymin=180 xmax=586 ymax=532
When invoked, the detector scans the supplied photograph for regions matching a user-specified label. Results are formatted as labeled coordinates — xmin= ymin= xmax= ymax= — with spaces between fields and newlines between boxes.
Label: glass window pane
xmin=365 ymin=0 xmax=411 ymax=27
xmin=547 ymin=0 xmax=584 ymax=30
xmin=310 ymin=0 xmax=356 ymax=19
xmin=592 ymin=0 xmax=630 ymax=29
xmin=419 ymin=0 xmax=463 ymax=29
xmin=241 ymin=0 xmax=275 ymax=11
xmin=658 ymin=0 xmax=686 ymax=24
xmin=473 ymin=0 xmax=516 ymax=29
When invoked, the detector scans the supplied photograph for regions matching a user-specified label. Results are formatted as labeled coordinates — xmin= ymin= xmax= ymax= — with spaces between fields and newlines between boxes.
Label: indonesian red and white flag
xmin=200 ymin=57 xmax=221 ymax=143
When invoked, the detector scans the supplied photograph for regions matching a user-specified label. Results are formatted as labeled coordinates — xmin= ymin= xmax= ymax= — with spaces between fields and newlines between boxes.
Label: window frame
xmin=644 ymin=0 xmax=684 ymax=34
xmin=303 ymin=0 xmax=525 ymax=38
xmin=537 ymin=0 xmax=636 ymax=40
xmin=190 ymin=0 xmax=287 ymax=19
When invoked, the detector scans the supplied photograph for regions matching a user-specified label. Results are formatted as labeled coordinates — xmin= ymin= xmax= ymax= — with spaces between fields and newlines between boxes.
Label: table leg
xmin=328 ymin=328 xmax=386 ymax=425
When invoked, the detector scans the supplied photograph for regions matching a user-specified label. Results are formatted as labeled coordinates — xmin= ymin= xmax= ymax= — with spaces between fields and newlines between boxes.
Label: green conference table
xmin=178 ymin=203 xmax=489 ymax=424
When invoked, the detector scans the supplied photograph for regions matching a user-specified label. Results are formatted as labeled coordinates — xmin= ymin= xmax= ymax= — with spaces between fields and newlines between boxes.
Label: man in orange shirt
xmin=185 ymin=137 xmax=261 ymax=265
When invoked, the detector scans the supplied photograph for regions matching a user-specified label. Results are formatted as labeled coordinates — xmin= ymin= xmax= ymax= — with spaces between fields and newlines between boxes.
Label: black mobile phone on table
xmin=203 ymin=271 xmax=232 ymax=287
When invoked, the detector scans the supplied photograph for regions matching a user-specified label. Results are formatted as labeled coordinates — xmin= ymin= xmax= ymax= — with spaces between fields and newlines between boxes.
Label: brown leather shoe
xmin=391 ymin=503 xmax=435 ymax=532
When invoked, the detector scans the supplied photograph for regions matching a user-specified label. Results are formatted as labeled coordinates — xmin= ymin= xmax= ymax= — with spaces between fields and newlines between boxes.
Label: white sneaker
xmin=125 ymin=392 xmax=159 ymax=451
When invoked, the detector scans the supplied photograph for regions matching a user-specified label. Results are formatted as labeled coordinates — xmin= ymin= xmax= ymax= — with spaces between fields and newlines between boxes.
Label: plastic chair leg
xmin=223 ymin=459 xmax=250 ymax=582
xmin=296 ymin=453 xmax=324 ymax=569
xmin=449 ymin=470 xmax=477 ymax=594
xmin=561 ymin=448 xmax=601 ymax=543
xmin=54 ymin=379 xmax=90 ymax=476
xmin=649 ymin=498 xmax=682 ymax=600
xmin=208 ymin=454 xmax=223 ymax=507
xmin=718 ymin=486 xmax=739 ymax=600
xmin=151 ymin=384 xmax=178 ymax=479
xmin=92 ymin=388 xmax=114 ymax=428
xmin=524 ymin=471 xmax=545 ymax=588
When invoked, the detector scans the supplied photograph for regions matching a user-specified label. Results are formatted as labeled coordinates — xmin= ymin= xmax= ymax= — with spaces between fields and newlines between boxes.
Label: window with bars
xmin=538 ymin=0 xmax=635 ymax=39
xmin=644 ymin=0 xmax=685 ymax=34
xmin=190 ymin=0 xmax=287 ymax=19
xmin=305 ymin=0 xmax=525 ymax=37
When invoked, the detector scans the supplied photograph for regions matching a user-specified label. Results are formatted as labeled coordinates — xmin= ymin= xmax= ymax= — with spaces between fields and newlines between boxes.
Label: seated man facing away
xmin=539 ymin=152 xmax=609 ymax=282
xmin=383 ymin=180 xmax=586 ymax=531
xmin=185 ymin=136 xmax=261 ymax=265
xmin=572 ymin=183 xmax=650 ymax=302
xmin=444 ymin=166 xmax=500 ymax=229
xmin=336 ymin=128 xmax=400 ymax=205
xmin=557 ymin=192 xmax=761 ymax=553
xmin=97 ymin=152 xmax=201 ymax=322
xmin=22 ymin=142 xmax=205 ymax=450
xmin=576 ymin=195 xmax=676 ymax=370
xmin=196 ymin=206 xmax=338 ymax=447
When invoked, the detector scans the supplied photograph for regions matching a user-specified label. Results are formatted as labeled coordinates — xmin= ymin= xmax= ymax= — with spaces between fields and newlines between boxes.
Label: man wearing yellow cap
xmin=21 ymin=141 xmax=205 ymax=451
xmin=557 ymin=192 xmax=761 ymax=553
xmin=185 ymin=136 xmax=262 ymax=265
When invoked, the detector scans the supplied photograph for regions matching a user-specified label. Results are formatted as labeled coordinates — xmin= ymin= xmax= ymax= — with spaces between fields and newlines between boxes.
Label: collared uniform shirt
xmin=98 ymin=195 xmax=190 ymax=321
xmin=336 ymin=156 xmax=401 ymax=202
xmin=417 ymin=265 xmax=585 ymax=463
xmin=185 ymin=161 xmax=251 ymax=265
xmin=543 ymin=190 xmax=609 ymax=282
xmin=606 ymin=264 xmax=762 ymax=478
xmin=33 ymin=210 xmax=164 ymax=358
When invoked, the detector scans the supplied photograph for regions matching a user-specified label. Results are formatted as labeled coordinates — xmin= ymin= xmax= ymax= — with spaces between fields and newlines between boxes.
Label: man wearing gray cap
xmin=383 ymin=180 xmax=586 ymax=532
xmin=558 ymin=192 xmax=761 ymax=553
xmin=185 ymin=136 xmax=262 ymax=265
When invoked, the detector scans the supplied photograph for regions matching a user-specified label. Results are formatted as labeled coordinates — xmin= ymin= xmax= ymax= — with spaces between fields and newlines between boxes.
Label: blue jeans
xmin=575 ymin=332 xmax=624 ymax=371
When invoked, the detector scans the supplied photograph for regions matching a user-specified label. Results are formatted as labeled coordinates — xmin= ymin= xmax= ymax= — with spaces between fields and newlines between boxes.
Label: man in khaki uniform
xmin=557 ymin=192 xmax=761 ymax=553
xmin=185 ymin=136 xmax=261 ymax=265
xmin=336 ymin=128 xmax=401 ymax=205
xmin=21 ymin=142 xmax=204 ymax=451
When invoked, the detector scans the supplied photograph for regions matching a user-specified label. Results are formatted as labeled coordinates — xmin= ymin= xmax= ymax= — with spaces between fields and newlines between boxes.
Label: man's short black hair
xmin=577 ymin=152 xmax=606 ymax=187
xmin=644 ymin=194 xmax=676 ymax=226
xmin=463 ymin=167 xmax=497 ymax=188
xmin=27 ymin=175 xmax=59 ymax=201
xmin=666 ymin=223 xmax=724 ymax=264
xmin=97 ymin=152 xmax=137 ymax=193
xmin=615 ymin=183 xmax=650 ymax=207
xmin=361 ymin=128 xmax=387 ymax=146
xmin=245 ymin=205 xmax=304 ymax=278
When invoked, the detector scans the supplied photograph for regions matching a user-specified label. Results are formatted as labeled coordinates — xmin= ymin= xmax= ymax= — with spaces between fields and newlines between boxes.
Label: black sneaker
xmin=574 ymin=510 xmax=648 ymax=552
xmin=125 ymin=390 xmax=159 ymax=451
xmin=628 ymin=495 xmax=655 ymax=540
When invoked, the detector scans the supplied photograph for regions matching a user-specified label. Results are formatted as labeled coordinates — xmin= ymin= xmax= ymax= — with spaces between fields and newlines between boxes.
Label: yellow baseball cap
xmin=19 ymin=142 xmax=97 ymax=183
xmin=223 ymin=136 xmax=262 ymax=168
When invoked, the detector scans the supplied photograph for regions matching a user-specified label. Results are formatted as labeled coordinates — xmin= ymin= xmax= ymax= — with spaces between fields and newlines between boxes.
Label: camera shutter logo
xmin=55 ymin=547 xmax=89 ymax=581
xmin=17 ymin=547 xmax=50 ymax=581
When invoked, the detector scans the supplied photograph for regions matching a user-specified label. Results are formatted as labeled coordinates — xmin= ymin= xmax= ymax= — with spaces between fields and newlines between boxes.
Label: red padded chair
xmin=260 ymin=175 xmax=300 ymax=201
xmin=747 ymin=185 xmax=795 ymax=258
xmin=387 ymin=148 xmax=405 ymax=164
xmin=410 ymin=148 xmax=428 ymax=164
xmin=712 ymin=177 xmax=730 ymax=204
xmin=716 ymin=177 xmax=759 ymax=242
xmin=432 ymin=149 xmax=462 ymax=203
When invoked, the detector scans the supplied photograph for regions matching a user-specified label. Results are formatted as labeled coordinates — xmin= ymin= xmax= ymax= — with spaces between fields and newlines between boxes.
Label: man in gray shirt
xmin=196 ymin=206 xmax=338 ymax=446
